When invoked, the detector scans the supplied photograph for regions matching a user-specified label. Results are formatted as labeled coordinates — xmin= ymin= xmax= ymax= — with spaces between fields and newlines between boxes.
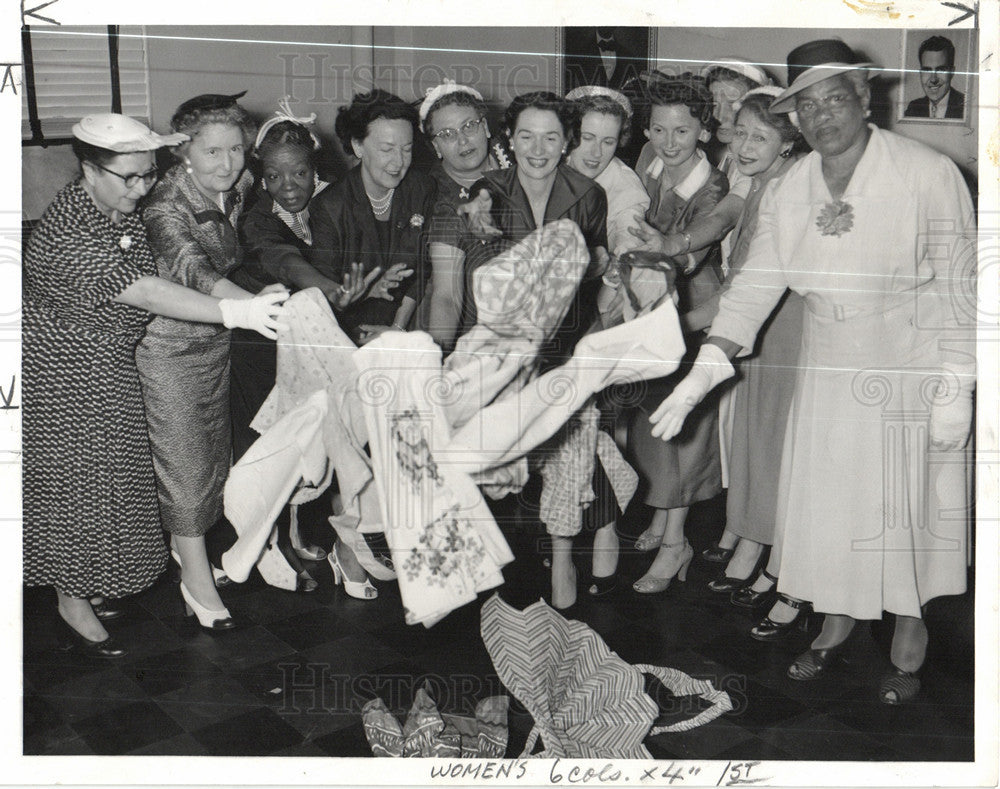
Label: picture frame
xmin=897 ymin=28 xmax=973 ymax=124
xmin=556 ymin=26 xmax=655 ymax=97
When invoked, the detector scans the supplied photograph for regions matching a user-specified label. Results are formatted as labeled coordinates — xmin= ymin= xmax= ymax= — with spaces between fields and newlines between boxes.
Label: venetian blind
xmin=22 ymin=25 xmax=151 ymax=141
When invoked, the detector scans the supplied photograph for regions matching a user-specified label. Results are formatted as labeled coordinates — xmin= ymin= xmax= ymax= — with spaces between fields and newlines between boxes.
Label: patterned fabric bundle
xmin=362 ymin=686 xmax=508 ymax=758
xmin=481 ymin=595 xmax=733 ymax=758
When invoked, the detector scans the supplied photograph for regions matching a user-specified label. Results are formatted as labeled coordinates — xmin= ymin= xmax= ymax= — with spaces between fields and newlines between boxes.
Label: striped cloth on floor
xmin=481 ymin=595 xmax=733 ymax=758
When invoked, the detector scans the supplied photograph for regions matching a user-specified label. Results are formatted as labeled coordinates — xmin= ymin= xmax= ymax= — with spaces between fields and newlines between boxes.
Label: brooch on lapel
xmin=119 ymin=235 xmax=133 ymax=251
xmin=409 ymin=214 xmax=424 ymax=228
xmin=459 ymin=187 xmax=470 ymax=200
xmin=816 ymin=200 xmax=854 ymax=237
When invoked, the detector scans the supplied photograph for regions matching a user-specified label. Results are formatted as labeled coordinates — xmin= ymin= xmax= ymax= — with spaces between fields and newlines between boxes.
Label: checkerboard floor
xmin=23 ymin=493 xmax=974 ymax=759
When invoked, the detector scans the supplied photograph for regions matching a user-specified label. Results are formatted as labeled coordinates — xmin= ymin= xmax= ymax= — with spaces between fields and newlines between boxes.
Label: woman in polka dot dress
xmin=22 ymin=114 xmax=286 ymax=658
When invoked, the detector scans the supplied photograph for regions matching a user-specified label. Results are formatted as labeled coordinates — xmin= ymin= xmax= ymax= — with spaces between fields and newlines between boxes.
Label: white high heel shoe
xmin=328 ymin=543 xmax=377 ymax=600
xmin=171 ymin=549 xmax=232 ymax=587
xmin=179 ymin=582 xmax=236 ymax=630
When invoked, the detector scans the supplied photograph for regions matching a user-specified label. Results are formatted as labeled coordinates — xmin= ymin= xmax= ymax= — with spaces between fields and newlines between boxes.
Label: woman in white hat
xmin=22 ymin=114 xmax=286 ymax=657
xmin=648 ymin=40 xmax=975 ymax=704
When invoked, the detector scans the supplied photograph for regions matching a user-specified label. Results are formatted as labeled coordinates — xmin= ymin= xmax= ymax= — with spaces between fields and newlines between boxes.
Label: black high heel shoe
xmin=749 ymin=594 xmax=812 ymax=642
xmin=89 ymin=598 xmax=124 ymax=621
xmin=56 ymin=615 xmax=128 ymax=659
xmin=586 ymin=572 xmax=617 ymax=597
xmin=731 ymin=569 xmax=778 ymax=609
xmin=700 ymin=541 xmax=735 ymax=564
xmin=707 ymin=550 xmax=768 ymax=593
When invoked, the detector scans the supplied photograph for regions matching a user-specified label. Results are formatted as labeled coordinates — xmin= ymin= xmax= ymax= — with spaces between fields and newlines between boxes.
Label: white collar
xmin=644 ymin=149 xmax=711 ymax=201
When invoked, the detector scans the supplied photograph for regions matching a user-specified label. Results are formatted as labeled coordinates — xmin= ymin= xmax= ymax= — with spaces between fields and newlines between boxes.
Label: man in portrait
xmin=904 ymin=34 xmax=965 ymax=119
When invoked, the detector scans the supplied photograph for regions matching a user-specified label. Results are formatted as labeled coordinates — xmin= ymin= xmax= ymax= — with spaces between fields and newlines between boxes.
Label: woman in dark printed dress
xmin=22 ymin=114 xmax=285 ymax=658
xmin=135 ymin=93 xmax=286 ymax=630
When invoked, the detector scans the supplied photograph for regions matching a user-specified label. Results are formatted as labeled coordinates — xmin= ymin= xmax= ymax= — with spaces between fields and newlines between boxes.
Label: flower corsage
xmin=816 ymin=200 xmax=854 ymax=237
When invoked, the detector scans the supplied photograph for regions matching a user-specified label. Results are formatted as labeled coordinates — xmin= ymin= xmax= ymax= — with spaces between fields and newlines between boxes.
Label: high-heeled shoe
xmin=171 ymin=549 xmax=232 ymax=588
xmin=731 ymin=569 xmax=777 ymax=609
xmin=586 ymin=572 xmax=617 ymax=597
xmin=633 ymin=526 xmax=666 ymax=553
xmin=707 ymin=549 xmax=768 ymax=593
xmin=787 ymin=642 xmax=846 ymax=681
xmin=329 ymin=544 xmax=377 ymax=600
xmin=56 ymin=615 xmax=128 ymax=659
xmin=700 ymin=541 xmax=735 ymax=564
xmin=878 ymin=666 xmax=921 ymax=705
xmin=749 ymin=594 xmax=811 ymax=642
xmin=296 ymin=569 xmax=318 ymax=594
xmin=179 ymin=582 xmax=237 ymax=630
xmin=633 ymin=541 xmax=694 ymax=594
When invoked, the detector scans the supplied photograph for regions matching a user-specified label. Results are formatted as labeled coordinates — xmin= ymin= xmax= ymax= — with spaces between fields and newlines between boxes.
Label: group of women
xmin=23 ymin=37 xmax=974 ymax=709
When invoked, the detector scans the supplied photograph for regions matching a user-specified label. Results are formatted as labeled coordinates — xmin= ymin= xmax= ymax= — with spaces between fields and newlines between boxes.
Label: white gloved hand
xmin=219 ymin=289 xmax=289 ymax=340
xmin=649 ymin=342 xmax=734 ymax=441
xmin=930 ymin=371 xmax=975 ymax=450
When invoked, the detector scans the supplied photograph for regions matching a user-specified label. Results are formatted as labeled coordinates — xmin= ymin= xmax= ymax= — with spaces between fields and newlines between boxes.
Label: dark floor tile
xmin=187 ymin=624 xmax=297 ymax=673
xmin=300 ymin=633 xmax=405 ymax=678
xmin=22 ymin=646 xmax=114 ymax=693
xmin=23 ymin=695 xmax=75 ymax=754
xmin=127 ymin=732 xmax=209 ymax=755
xmin=755 ymin=712 xmax=893 ymax=761
xmin=40 ymin=666 xmax=146 ymax=724
xmin=72 ymin=700 xmax=185 ymax=754
xmin=120 ymin=646 xmax=224 ymax=697
xmin=262 ymin=607 xmax=362 ymax=652
xmin=154 ymin=674 xmax=266 ymax=732
xmin=722 ymin=678 xmax=809 ymax=729
xmin=224 ymin=585 xmax=329 ymax=626
xmin=714 ymin=734 xmax=798 ymax=761
xmin=312 ymin=721 xmax=375 ymax=757
xmin=189 ymin=706 xmax=303 ymax=756
xmin=104 ymin=616 xmax=187 ymax=663
xmin=269 ymin=741 xmax=330 ymax=756
xmin=646 ymin=717 xmax=756 ymax=760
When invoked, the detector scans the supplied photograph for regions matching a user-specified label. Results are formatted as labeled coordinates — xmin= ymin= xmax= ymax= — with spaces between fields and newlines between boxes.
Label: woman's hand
xmin=219 ymin=288 xmax=289 ymax=340
xmin=330 ymin=262 xmax=383 ymax=310
xmin=368 ymin=262 xmax=413 ymax=301
xmin=357 ymin=324 xmax=395 ymax=345
xmin=628 ymin=217 xmax=690 ymax=263
xmin=649 ymin=343 xmax=735 ymax=440
xmin=457 ymin=188 xmax=502 ymax=239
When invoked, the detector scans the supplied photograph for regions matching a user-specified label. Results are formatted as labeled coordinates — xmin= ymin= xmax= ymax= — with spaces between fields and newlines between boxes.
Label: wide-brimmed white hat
xmin=770 ymin=39 xmax=876 ymax=113
xmin=72 ymin=113 xmax=189 ymax=152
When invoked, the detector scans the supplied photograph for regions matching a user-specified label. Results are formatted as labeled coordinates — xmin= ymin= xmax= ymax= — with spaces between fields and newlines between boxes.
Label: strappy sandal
xmin=749 ymin=594 xmax=812 ymax=641
xmin=879 ymin=667 xmax=921 ymax=705
xmin=787 ymin=645 xmax=844 ymax=681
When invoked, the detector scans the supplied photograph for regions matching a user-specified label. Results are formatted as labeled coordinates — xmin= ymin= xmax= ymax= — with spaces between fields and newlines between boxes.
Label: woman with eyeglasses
xmin=135 ymin=93 xmax=288 ymax=631
xmin=22 ymin=114 xmax=285 ymax=657
xmin=419 ymin=80 xmax=510 ymax=350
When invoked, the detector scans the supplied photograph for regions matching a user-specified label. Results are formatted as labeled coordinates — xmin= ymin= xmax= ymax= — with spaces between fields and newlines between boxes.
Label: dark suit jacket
xmin=563 ymin=27 xmax=647 ymax=91
xmin=309 ymin=165 xmax=437 ymax=338
xmin=904 ymin=88 xmax=965 ymax=119
xmin=237 ymin=186 xmax=311 ymax=288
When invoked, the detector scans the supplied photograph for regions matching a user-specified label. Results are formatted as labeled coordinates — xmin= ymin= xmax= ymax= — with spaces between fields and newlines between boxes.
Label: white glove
xmin=930 ymin=371 xmax=975 ymax=450
xmin=649 ymin=343 xmax=734 ymax=441
xmin=219 ymin=289 xmax=289 ymax=340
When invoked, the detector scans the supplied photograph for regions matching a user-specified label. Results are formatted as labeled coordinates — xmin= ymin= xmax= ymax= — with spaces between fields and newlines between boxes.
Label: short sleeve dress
xmin=23 ymin=181 xmax=168 ymax=598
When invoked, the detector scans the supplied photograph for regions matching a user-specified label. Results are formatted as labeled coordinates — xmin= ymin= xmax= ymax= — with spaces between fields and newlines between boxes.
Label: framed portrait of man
xmin=898 ymin=28 xmax=973 ymax=124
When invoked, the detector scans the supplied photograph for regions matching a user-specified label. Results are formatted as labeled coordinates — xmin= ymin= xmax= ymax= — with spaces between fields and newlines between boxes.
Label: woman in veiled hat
xmin=135 ymin=92 xmax=282 ymax=630
xmin=649 ymin=40 xmax=975 ymax=704
xmin=22 ymin=114 xmax=286 ymax=657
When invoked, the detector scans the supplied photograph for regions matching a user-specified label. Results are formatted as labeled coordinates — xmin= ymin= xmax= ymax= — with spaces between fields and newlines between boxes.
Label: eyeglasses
xmin=432 ymin=117 xmax=485 ymax=143
xmin=93 ymin=162 xmax=159 ymax=189
xmin=794 ymin=92 xmax=854 ymax=118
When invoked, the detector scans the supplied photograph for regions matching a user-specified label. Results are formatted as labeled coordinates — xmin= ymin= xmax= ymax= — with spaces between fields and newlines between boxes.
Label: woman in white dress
xmin=649 ymin=40 xmax=975 ymax=704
